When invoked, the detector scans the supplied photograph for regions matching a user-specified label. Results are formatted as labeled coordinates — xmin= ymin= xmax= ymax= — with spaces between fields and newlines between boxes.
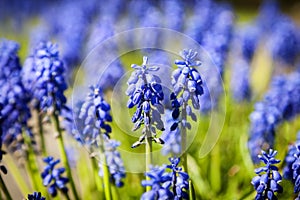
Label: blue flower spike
xmin=251 ymin=149 xmax=283 ymax=200
xmin=78 ymin=85 xmax=112 ymax=146
xmin=141 ymin=157 xmax=189 ymax=200
xmin=126 ymin=56 xmax=165 ymax=148
xmin=41 ymin=156 xmax=69 ymax=197
xmin=27 ymin=192 xmax=46 ymax=200
xmin=292 ymin=143 xmax=300 ymax=199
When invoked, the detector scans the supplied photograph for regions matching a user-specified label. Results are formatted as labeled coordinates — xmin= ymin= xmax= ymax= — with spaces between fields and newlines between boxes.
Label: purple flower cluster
xmin=248 ymin=73 xmax=300 ymax=163
xmin=141 ymin=157 xmax=189 ymax=200
xmin=251 ymin=149 xmax=283 ymax=200
xmin=126 ymin=56 xmax=165 ymax=148
xmin=41 ymin=156 xmax=69 ymax=197
xmin=98 ymin=139 xmax=125 ymax=187
xmin=23 ymin=41 xmax=68 ymax=115
xmin=78 ymin=85 xmax=112 ymax=146
xmin=0 ymin=39 xmax=33 ymax=156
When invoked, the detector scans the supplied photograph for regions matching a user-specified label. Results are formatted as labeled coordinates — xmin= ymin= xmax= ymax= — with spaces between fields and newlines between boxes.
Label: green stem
xmin=51 ymin=113 xmax=80 ymax=200
xmin=22 ymin=130 xmax=42 ymax=192
xmin=181 ymin=102 xmax=188 ymax=173
xmin=145 ymin=124 xmax=153 ymax=192
xmin=64 ymin=192 xmax=71 ymax=200
xmin=5 ymin=155 xmax=31 ymax=194
xmin=91 ymin=157 xmax=104 ymax=194
xmin=189 ymin=180 xmax=196 ymax=200
xmin=37 ymin=110 xmax=46 ymax=156
xmin=0 ymin=175 xmax=12 ymax=200
xmin=111 ymin=184 xmax=120 ymax=200
xmin=99 ymin=136 xmax=112 ymax=200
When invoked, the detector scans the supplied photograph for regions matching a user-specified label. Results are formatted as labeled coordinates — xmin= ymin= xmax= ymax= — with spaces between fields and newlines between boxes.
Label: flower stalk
xmin=51 ymin=113 xmax=79 ymax=200
xmin=0 ymin=175 xmax=12 ymax=200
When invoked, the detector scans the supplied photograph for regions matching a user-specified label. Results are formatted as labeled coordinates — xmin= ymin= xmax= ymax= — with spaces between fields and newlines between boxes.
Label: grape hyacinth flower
xmin=292 ymin=144 xmax=300 ymax=199
xmin=166 ymin=157 xmax=189 ymax=199
xmin=161 ymin=109 xmax=181 ymax=156
xmin=230 ymin=59 xmax=252 ymax=102
xmin=230 ymin=25 xmax=260 ymax=102
xmin=248 ymin=73 xmax=300 ymax=163
xmin=23 ymin=41 xmax=68 ymax=114
xmin=267 ymin=17 xmax=299 ymax=66
xmin=141 ymin=157 xmax=189 ymax=200
xmin=41 ymin=156 xmax=69 ymax=197
xmin=27 ymin=192 xmax=46 ymax=200
xmin=251 ymin=149 xmax=283 ymax=200
xmin=23 ymin=41 xmax=79 ymax=199
xmin=126 ymin=56 xmax=165 ymax=192
xmin=79 ymin=85 xmax=115 ymax=199
xmin=0 ymin=39 xmax=34 ymax=158
xmin=0 ymin=39 xmax=21 ymax=84
xmin=141 ymin=165 xmax=173 ymax=200
xmin=283 ymin=131 xmax=300 ymax=180
xmin=126 ymin=56 xmax=165 ymax=148
xmin=161 ymin=0 xmax=185 ymax=32
xmin=78 ymin=85 xmax=112 ymax=146
xmin=98 ymin=139 xmax=126 ymax=187
xmin=170 ymin=49 xmax=203 ymax=171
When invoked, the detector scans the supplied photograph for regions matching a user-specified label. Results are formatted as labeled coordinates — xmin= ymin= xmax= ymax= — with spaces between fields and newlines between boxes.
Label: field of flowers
xmin=1 ymin=0 xmax=300 ymax=199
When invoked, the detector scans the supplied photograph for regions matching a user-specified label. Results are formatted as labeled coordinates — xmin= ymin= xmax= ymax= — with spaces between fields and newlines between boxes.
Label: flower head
xmin=23 ymin=41 xmax=68 ymax=114
xmin=0 ymin=39 xmax=33 ymax=157
xmin=126 ymin=56 xmax=165 ymax=148
xmin=172 ymin=49 xmax=203 ymax=109
xmin=141 ymin=157 xmax=189 ymax=200
xmin=41 ymin=156 xmax=69 ymax=197
xmin=98 ymin=139 xmax=126 ymax=187
xmin=141 ymin=165 xmax=174 ymax=200
xmin=283 ymin=131 xmax=300 ymax=180
xmin=78 ymin=85 xmax=112 ymax=146
xmin=27 ymin=192 xmax=46 ymax=200
xmin=292 ymin=144 xmax=300 ymax=197
xmin=251 ymin=149 xmax=282 ymax=200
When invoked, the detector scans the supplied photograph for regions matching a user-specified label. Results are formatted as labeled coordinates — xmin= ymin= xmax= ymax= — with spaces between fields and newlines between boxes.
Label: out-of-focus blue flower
xmin=238 ymin=25 xmax=260 ymax=62
xmin=22 ymin=41 xmax=68 ymax=114
xmin=86 ymin=16 xmax=115 ymax=53
xmin=248 ymin=102 xmax=280 ymax=163
xmin=248 ymin=73 xmax=300 ymax=163
xmin=161 ymin=0 xmax=184 ymax=31
xmin=97 ymin=59 xmax=125 ymax=92
xmin=198 ymin=4 xmax=233 ymax=113
xmin=230 ymin=59 xmax=252 ymax=102
xmin=251 ymin=149 xmax=283 ymax=200
xmin=126 ymin=56 xmax=165 ymax=148
xmin=98 ymin=139 xmax=126 ymax=187
xmin=283 ymin=132 xmax=300 ymax=180
xmin=0 ymin=39 xmax=33 ymax=156
xmin=185 ymin=0 xmax=214 ymax=44
xmin=292 ymin=144 xmax=300 ymax=198
xmin=41 ymin=156 xmax=69 ymax=197
xmin=141 ymin=165 xmax=174 ymax=200
xmin=139 ymin=7 xmax=163 ymax=48
xmin=27 ymin=192 xmax=46 ymax=200
xmin=267 ymin=17 xmax=299 ymax=65
xmin=0 ymin=39 xmax=21 ymax=84
xmin=256 ymin=0 xmax=280 ymax=33
xmin=230 ymin=25 xmax=260 ymax=102
xmin=78 ymin=85 xmax=112 ymax=146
